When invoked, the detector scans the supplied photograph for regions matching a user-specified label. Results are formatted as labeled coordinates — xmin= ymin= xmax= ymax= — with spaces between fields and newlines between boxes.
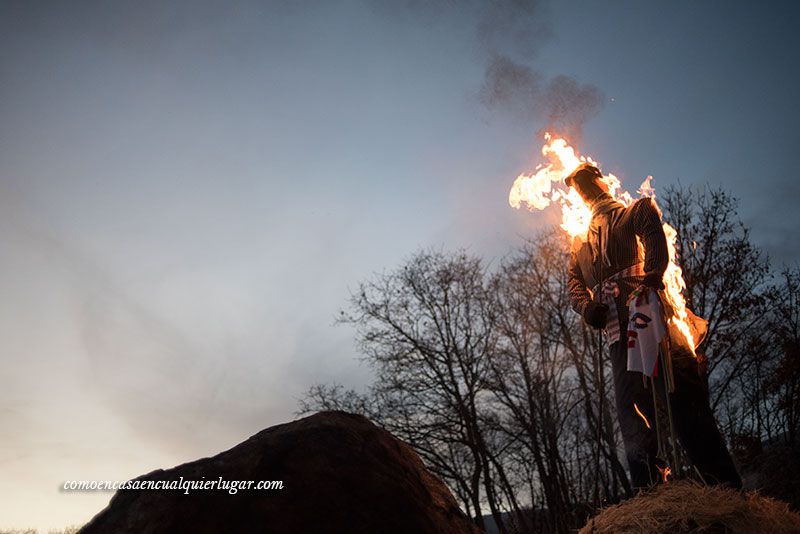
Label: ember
xmin=633 ymin=403 xmax=651 ymax=429
xmin=657 ymin=465 xmax=672 ymax=484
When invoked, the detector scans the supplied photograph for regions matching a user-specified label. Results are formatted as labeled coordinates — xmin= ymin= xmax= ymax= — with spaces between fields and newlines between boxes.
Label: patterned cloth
xmin=591 ymin=262 xmax=646 ymax=348
xmin=626 ymin=287 xmax=667 ymax=376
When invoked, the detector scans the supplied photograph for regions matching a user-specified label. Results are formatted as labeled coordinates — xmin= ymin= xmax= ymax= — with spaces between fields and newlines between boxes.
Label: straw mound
xmin=580 ymin=481 xmax=800 ymax=534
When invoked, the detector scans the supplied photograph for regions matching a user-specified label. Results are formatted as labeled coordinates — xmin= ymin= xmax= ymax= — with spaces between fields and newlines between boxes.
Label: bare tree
xmin=301 ymin=239 xmax=633 ymax=533
xmin=737 ymin=267 xmax=800 ymax=445
xmin=661 ymin=185 xmax=800 ymax=451
xmin=661 ymin=186 xmax=771 ymax=410
xmin=317 ymin=250 xmax=510 ymax=531
xmin=486 ymin=232 xmax=631 ymax=530
xmin=768 ymin=268 xmax=800 ymax=444
xmin=299 ymin=184 xmax=794 ymax=533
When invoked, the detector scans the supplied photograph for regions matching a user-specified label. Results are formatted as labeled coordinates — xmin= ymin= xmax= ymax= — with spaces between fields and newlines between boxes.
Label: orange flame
xmin=508 ymin=134 xmax=697 ymax=353
xmin=633 ymin=403 xmax=651 ymax=429
xmin=658 ymin=465 xmax=672 ymax=483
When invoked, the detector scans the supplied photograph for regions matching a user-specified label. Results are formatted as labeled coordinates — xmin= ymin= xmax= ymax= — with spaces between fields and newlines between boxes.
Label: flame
xmin=661 ymin=224 xmax=697 ymax=352
xmin=633 ymin=403 xmax=651 ymax=429
xmin=508 ymin=134 xmax=697 ymax=353
xmin=658 ymin=465 xmax=672 ymax=483
xmin=510 ymin=134 xmax=600 ymax=239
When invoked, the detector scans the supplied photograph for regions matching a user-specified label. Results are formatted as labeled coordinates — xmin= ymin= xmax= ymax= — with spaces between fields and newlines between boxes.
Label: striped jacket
xmin=568 ymin=194 xmax=669 ymax=344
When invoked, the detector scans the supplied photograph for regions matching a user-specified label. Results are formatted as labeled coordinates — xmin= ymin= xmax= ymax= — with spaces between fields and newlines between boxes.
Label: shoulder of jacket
xmin=631 ymin=196 xmax=660 ymax=216
xmin=632 ymin=197 xmax=655 ymax=209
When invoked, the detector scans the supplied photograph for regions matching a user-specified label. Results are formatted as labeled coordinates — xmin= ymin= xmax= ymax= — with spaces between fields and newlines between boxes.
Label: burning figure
xmin=563 ymin=163 xmax=741 ymax=489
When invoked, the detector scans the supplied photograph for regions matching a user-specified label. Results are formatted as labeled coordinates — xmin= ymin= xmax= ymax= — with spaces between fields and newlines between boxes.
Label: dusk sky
xmin=2 ymin=1 xmax=799 ymax=529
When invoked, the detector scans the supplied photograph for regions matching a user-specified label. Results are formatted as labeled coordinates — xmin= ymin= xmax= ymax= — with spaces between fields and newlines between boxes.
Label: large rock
xmin=80 ymin=411 xmax=480 ymax=533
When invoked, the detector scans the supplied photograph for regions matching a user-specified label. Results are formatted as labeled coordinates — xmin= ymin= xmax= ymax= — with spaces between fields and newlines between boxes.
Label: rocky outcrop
xmin=80 ymin=411 xmax=480 ymax=533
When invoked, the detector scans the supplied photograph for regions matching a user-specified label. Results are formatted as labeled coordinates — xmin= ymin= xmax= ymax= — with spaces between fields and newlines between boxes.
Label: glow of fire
xmin=508 ymin=134 xmax=697 ymax=352
xmin=658 ymin=465 xmax=672 ymax=484
xmin=633 ymin=403 xmax=651 ymax=429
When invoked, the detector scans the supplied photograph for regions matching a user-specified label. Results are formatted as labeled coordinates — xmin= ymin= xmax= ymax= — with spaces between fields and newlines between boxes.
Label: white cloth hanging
xmin=626 ymin=288 xmax=667 ymax=377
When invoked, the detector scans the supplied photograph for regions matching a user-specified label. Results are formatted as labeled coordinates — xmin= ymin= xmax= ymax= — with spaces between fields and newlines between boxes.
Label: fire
xmin=633 ymin=403 xmax=651 ymax=429
xmin=508 ymin=133 xmax=632 ymax=240
xmin=658 ymin=465 xmax=672 ymax=483
xmin=508 ymin=134 xmax=697 ymax=352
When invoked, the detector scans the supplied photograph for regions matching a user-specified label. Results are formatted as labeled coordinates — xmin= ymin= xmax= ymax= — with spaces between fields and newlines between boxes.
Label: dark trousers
xmin=609 ymin=338 xmax=742 ymax=489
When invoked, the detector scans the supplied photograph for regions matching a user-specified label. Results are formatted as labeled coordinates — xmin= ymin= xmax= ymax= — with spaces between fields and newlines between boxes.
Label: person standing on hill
xmin=565 ymin=162 xmax=741 ymax=490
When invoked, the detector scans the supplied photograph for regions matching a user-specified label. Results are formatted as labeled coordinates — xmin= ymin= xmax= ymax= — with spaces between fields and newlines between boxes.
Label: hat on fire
xmin=565 ymin=162 xmax=603 ymax=189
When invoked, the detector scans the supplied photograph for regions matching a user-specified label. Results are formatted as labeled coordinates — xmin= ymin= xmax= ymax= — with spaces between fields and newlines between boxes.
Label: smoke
xmin=473 ymin=0 xmax=607 ymax=141
xmin=349 ymin=0 xmax=606 ymax=140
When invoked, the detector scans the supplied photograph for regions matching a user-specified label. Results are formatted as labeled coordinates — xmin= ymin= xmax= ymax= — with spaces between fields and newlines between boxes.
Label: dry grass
xmin=580 ymin=481 xmax=800 ymax=533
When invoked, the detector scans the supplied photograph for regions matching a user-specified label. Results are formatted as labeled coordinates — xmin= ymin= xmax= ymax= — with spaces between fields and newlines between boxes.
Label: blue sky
xmin=1 ymin=1 xmax=798 ymax=528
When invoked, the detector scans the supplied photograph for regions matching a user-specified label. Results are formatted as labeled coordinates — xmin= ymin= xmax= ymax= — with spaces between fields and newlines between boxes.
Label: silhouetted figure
xmin=565 ymin=163 xmax=742 ymax=490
